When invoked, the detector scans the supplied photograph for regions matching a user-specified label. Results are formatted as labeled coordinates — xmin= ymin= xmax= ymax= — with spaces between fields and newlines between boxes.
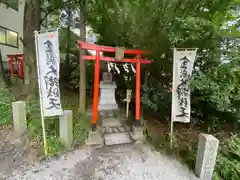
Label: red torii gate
xmin=7 ymin=54 xmax=24 ymax=79
xmin=78 ymin=41 xmax=151 ymax=131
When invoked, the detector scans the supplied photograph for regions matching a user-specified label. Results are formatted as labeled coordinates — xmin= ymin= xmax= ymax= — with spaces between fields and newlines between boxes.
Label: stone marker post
xmin=195 ymin=134 xmax=219 ymax=180
xmin=59 ymin=110 xmax=73 ymax=149
xmin=12 ymin=101 xmax=27 ymax=137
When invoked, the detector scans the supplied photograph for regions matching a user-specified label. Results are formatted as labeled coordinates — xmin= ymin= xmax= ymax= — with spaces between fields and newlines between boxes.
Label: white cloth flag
xmin=35 ymin=30 xmax=62 ymax=117
xmin=171 ymin=48 xmax=197 ymax=123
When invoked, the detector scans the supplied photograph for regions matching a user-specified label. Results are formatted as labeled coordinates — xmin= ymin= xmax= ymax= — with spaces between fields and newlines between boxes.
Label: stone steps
xmin=102 ymin=117 xmax=122 ymax=128
xmin=102 ymin=117 xmax=133 ymax=146
xmin=103 ymin=126 xmax=131 ymax=134
xmin=85 ymin=113 xmax=144 ymax=147
xmin=104 ymin=132 xmax=132 ymax=146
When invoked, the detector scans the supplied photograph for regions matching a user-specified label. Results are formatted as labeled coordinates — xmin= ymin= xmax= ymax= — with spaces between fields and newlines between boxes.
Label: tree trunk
xmin=21 ymin=0 xmax=41 ymax=98
xmin=0 ymin=49 xmax=5 ymax=88
xmin=65 ymin=25 xmax=70 ymax=65
xmin=0 ymin=76 xmax=4 ymax=88
xmin=79 ymin=9 xmax=86 ymax=114
xmin=0 ymin=49 xmax=7 ymax=88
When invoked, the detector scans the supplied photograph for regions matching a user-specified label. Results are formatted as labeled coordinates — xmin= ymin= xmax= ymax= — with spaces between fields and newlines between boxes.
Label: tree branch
xmin=40 ymin=1 xmax=70 ymax=25
xmin=20 ymin=37 xmax=26 ymax=48
xmin=40 ymin=7 xmax=58 ymax=24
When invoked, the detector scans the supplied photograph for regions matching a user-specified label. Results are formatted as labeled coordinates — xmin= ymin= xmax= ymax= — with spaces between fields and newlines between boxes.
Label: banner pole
xmin=34 ymin=31 xmax=48 ymax=156
xmin=170 ymin=85 xmax=174 ymax=149
xmin=170 ymin=48 xmax=176 ymax=149
xmin=170 ymin=117 xmax=174 ymax=149
xmin=170 ymin=86 xmax=174 ymax=149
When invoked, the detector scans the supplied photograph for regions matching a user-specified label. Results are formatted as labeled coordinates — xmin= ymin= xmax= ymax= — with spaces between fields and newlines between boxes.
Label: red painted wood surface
xmin=82 ymin=55 xmax=151 ymax=64
xmin=78 ymin=41 xmax=150 ymax=55
xmin=92 ymin=50 xmax=101 ymax=129
xmin=7 ymin=54 xmax=24 ymax=79
xmin=135 ymin=61 xmax=141 ymax=121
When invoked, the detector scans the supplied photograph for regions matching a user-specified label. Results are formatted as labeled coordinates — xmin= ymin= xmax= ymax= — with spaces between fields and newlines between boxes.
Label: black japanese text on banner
xmin=36 ymin=30 xmax=62 ymax=117
xmin=172 ymin=49 xmax=197 ymax=123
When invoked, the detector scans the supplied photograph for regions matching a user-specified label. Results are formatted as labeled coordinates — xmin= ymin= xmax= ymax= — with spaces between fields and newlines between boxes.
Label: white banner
xmin=35 ymin=30 xmax=62 ymax=117
xmin=171 ymin=48 xmax=197 ymax=123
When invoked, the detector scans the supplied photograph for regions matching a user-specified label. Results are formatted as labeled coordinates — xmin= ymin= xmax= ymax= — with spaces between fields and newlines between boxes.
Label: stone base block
xmin=100 ymin=110 xmax=121 ymax=119
xmin=98 ymin=104 xmax=118 ymax=111
xmin=85 ymin=131 xmax=104 ymax=147
xmin=104 ymin=132 xmax=132 ymax=146
xmin=103 ymin=118 xmax=122 ymax=128
xmin=130 ymin=126 xmax=144 ymax=141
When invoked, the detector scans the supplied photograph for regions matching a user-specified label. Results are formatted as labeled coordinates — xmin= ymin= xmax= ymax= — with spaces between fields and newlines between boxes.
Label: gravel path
xmin=1 ymin=142 xmax=199 ymax=180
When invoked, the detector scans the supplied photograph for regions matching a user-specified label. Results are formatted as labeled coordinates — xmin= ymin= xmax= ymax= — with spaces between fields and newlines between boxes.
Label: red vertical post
xmin=18 ymin=55 xmax=24 ymax=79
xmin=21 ymin=55 xmax=24 ymax=78
xmin=135 ymin=59 xmax=141 ymax=125
xmin=92 ymin=50 xmax=101 ymax=131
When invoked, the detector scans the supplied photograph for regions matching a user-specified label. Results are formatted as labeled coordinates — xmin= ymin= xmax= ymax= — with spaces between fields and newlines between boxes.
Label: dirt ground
xmin=0 ymin=126 xmax=27 ymax=178
xmin=0 ymin=131 xmax=199 ymax=180
xmin=0 ymin=125 xmax=44 ymax=179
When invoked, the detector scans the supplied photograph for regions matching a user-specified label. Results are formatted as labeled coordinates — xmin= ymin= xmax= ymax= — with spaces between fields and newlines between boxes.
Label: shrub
xmin=0 ymin=87 xmax=13 ymax=125
xmin=215 ymin=134 xmax=240 ymax=180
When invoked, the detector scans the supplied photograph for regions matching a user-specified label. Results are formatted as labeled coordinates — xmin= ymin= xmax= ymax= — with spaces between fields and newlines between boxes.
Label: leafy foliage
xmin=73 ymin=113 xmax=91 ymax=145
xmin=191 ymin=62 xmax=240 ymax=129
xmin=215 ymin=134 xmax=240 ymax=180
xmin=0 ymin=87 xmax=13 ymax=125
xmin=86 ymin=0 xmax=240 ymax=128
xmin=141 ymin=84 xmax=171 ymax=115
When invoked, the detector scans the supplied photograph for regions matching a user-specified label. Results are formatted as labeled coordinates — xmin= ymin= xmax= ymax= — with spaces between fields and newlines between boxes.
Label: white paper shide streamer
xmin=172 ymin=49 xmax=197 ymax=123
xmin=36 ymin=30 xmax=62 ymax=117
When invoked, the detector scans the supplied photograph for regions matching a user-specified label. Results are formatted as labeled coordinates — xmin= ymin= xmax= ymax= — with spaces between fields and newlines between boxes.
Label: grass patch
xmin=73 ymin=113 xmax=91 ymax=146
xmin=61 ymin=92 xmax=91 ymax=146
xmin=0 ymin=87 xmax=14 ymax=125
xmin=25 ymin=91 xmax=90 ymax=157
xmin=26 ymin=98 xmax=63 ymax=156
xmin=46 ymin=136 xmax=65 ymax=155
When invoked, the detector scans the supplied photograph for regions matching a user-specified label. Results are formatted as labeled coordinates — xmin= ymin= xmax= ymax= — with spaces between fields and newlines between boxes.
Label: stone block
xmin=195 ymin=134 xmax=219 ymax=180
xmin=125 ymin=126 xmax=131 ymax=132
xmin=12 ymin=101 xmax=27 ymax=137
xmin=130 ymin=126 xmax=144 ymax=141
xmin=100 ymin=110 xmax=119 ymax=118
xmin=104 ymin=127 xmax=113 ymax=134
xmin=112 ymin=127 xmax=119 ymax=133
xmin=102 ymin=118 xmax=122 ymax=128
xmin=85 ymin=130 xmax=104 ymax=147
xmin=104 ymin=132 xmax=132 ymax=146
xmin=102 ymin=72 xmax=112 ymax=84
xmin=99 ymin=104 xmax=118 ymax=111
xmin=98 ymin=82 xmax=118 ymax=111
xmin=59 ymin=110 xmax=73 ymax=149
xmin=118 ymin=127 xmax=125 ymax=133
